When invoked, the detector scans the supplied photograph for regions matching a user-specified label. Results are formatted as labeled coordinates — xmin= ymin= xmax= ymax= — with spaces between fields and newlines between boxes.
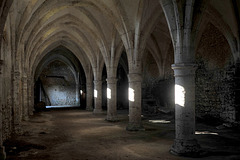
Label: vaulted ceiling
xmin=0 ymin=0 xmax=239 ymax=79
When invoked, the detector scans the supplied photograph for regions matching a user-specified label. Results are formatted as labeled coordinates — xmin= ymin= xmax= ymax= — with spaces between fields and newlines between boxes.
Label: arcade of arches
xmin=0 ymin=0 xmax=240 ymax=159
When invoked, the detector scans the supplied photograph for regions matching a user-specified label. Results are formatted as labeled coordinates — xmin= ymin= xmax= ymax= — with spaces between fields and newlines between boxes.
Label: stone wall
xmin=195 ymin=22 xmax=237 ymax=123
xmin=195 ymin=60 xmax=237 ymax=122
xmin=1 ymin=40 xmax=14 ymax=141
xmin=142 ymin=50 xmax=175 ymax=113
xmin=39 ymin=60 xmax=78 ymax=106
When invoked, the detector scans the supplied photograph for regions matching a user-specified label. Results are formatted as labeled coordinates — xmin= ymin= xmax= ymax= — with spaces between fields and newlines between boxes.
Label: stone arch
xmin=33 ymin=46 xmax=85 ymax=107
xmin=0 ymin=0 xmax=13 ymax=48
xmin=196 ymin=22 xmax=233 ymax=69
xmin=35 ymin=54 xmax=79 ymax=83
xmin=195 ymin=20 xmax=235 ymax=123
xmin=14 ymin=0 xmax=131 ymax=69
xmin=27 ymin=30 xmax=96 ymax=71
xmin=31 ymin=40 xmax=90 ymax=80
xmin=195 ymin=6 xmax=238 ymax=62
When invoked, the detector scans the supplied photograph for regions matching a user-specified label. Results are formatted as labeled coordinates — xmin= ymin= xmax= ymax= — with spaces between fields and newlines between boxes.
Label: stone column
xmin=28 ymin=78 xmax=34 ymax=115
xmin=171 ymin=63 xmax=200 ymax=155
xmin=0 ymin=60 xmax=3 ymax=74
xmin=93 ymin=80 xmax=102 ymax=114
xmin=86 ymin=82 xmax=93 ymax=111
xmin=126 ymin=73 xmax=144 ymax=131
xmin=106 ymin=78 xmax=118 ymax=121
xmin=0 ymin=60 xmax=6 ymax=160
xmin=39 ymin=82 xmax=42 ymax=102
xmin=12 ymin=71 xmax=21 ymax=133
xmin=22 ymin=76 xmax=29 ymax=121
xmin=76 ymin=82 xmax=80 ymax=106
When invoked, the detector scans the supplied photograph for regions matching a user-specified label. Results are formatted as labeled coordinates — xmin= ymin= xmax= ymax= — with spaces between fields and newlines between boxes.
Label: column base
xmin=126 ymin=122 xmax=145 ymax=131
xmin=170 ymin=139 xmax=202 ymax=157
xmin=93 ymin=108 xmax=103 ymax=114
xmin=0 ymin=146 xmax=6 ymax=160
xmin=29 ymin=111 xmax=34 ymax=116
xmin=106 ymin=115 xmax=119 ymax=122
xmin=14 ymin=124 xmax=23 ymax=135
xmin=22 ymin=116 xmax=29 ymax=121
xmin=86 ymin=107 xmax=93 ymax=111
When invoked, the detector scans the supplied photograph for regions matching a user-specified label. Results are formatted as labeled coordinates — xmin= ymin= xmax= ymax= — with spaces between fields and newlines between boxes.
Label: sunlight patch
xmin=107 ymin=88 xmax=111 ymax=99
xmin=195 ymin=131 xmax=218 ymax=135
xmin=149 ymin=120 xmax=171 ymax=124
xmin=175 ymin=84 xmax=185 ymax=107
xmin=94 ymin=89 xmax=98 ymax=98
xmin=129 ymin=88 xmax=135 ymax=102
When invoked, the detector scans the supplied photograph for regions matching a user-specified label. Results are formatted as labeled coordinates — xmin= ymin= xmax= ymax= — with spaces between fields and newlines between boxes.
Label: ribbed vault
xmin=1 ymin=1 xmax=240 ymax=158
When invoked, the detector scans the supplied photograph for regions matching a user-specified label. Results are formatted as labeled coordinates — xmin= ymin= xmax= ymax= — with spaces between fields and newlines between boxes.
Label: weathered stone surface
xmin=196 ymin=62 xmax=237 ymax=123
xmin=106 ymin=78 xmax=118 ymax=122
xmin=86 ymin=82 xmax=93 ymax=111
xmin=93 ymin=80 xmax=103 ymax=114
xmin=40 ymin=60 xmax=78 ymax=106
xmin=0 ymin=0 xmax=239 ymax=158
xmin=0 ymin=146 xmax=6 ymax=160
xmin=127 ymin=73 xmax=144 ymax=131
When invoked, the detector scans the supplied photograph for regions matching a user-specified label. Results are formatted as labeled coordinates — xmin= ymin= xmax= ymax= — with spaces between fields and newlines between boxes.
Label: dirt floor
xmin=4 ymin=108 xmax=240 ymax=160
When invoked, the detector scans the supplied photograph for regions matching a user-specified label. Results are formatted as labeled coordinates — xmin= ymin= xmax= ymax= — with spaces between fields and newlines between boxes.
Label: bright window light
xmin=175 ymin=84 xmax=185 ymax=107
xmin=149 ymin=120 xmax=171 ymax=124
xmin=80 ymin=90 xmax=83 ymax=95
xmin=94 ymin=89 xmax=98 ymax=98
xmin=129 ymin=88 xmax=135 ymax=102
xmin=195 ymin=131 xmax=218 ymax=135
xmin=107 ymin=88 xmax=111 ymax=99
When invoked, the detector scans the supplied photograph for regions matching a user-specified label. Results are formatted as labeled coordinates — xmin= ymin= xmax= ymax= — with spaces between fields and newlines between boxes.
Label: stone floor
xmin=4 ymin=108 xmax=240 ymax=160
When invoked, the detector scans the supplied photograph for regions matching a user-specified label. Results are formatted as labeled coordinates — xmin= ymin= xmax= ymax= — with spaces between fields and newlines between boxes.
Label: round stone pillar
xmin=75 ymin=82 xmax=80 ymax=106
xmin=93 ymin=80 xmax=103 ymax=114
xmin=22 ymin=76 xmax=29 ymax=121
xmin=106 ymin=78 xmax=118 ymax=121
xmin=0 ymin=146 xmax=6 ymax=160
xmin=126 ymin=73 xmax=144 ymax=131
xmin=0 ymin=60 xmax=6 ymax=160
xmin=86 ymin=82 xmax=93 ymax=111
xmin=171 ymin=63 xmax=200 ymax=156
xmin=12 ymin=71 xmax=22 ymax=133
xmin=28 ymin=79 xmax=34 ymax=116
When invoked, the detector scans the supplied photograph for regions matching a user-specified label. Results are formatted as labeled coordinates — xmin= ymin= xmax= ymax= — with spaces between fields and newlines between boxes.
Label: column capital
xmin=106 ymin=78 xmax=118 ymax=84
xmin=128 ymin=73 xmax=142 ymax=83
xmin=12 ymin=71 xmax=21 ymax=80
xmin=93 ymin=80 xmax=102 ymax=85
xmin=22 ymin=76 xmax=28 ymax=82
xmin=171 ymin=63 xmax=197 ymax=77
xmin=28 ymin=77 xmax=33 ymax=82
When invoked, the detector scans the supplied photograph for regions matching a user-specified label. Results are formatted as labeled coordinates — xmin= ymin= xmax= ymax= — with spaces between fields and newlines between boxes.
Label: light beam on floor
xmin=149 ymin=120 xmax=171 ymax=124
xmin=195 ymin=131 xmax=218 ymax=135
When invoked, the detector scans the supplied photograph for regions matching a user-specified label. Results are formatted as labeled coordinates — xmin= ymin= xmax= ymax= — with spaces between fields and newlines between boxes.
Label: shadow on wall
xmin=195 ymin=23 xmax=237 ymax=123
xmin=37 ymin=60 xmax=79 ymax=107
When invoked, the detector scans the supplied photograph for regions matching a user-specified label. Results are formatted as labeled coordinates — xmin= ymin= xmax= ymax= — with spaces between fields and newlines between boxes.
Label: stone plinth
xmin=0 ymin=146 xmax=6 ymax=160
